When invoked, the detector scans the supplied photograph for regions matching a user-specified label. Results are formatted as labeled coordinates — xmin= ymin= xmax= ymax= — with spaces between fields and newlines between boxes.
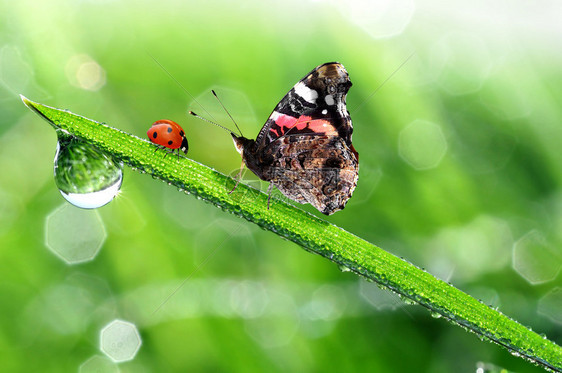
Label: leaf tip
xmin=20 ymin=96 xmax=55 ymax=126
xmin=20 ymin=95 xmax=41 ymax=114
xmin=20 ymin=94 xmax=33 ymax=107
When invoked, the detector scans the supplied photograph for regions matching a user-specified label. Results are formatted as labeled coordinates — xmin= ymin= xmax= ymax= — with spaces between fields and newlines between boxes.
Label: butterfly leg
xmin=266 ymin=183 xmax=274 ymax=210
xmin=228 ymin=161 xmax=245 ymax=194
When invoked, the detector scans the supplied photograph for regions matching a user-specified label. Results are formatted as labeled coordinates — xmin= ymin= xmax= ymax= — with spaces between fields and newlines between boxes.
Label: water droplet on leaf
xmin=430 ymin=311 xmax=443 ymax=319
xmin=338 ymin=264 xmax=352 ymax=272
xmin=54 ymin=135 xmax=123 ymax=209
xmin=402 ymin=297 xmax=417 ymax=305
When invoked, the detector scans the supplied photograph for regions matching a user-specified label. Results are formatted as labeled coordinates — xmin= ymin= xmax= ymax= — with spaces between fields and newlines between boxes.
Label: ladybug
xmin=147 ymin=119 xmax=189 ymax=157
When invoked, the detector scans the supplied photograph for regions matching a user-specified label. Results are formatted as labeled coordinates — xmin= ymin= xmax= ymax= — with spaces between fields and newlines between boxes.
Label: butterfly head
xmin=231 ymin=133 xmax=254 ymax=156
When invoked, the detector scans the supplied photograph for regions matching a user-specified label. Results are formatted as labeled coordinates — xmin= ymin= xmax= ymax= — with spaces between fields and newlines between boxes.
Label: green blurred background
xmin=1 ymin=0 xmax=561 ymax=371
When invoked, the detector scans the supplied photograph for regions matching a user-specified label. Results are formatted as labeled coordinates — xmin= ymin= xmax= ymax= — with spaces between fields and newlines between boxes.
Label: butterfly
xmin=230 ymin=62 xmax=358 ymax=215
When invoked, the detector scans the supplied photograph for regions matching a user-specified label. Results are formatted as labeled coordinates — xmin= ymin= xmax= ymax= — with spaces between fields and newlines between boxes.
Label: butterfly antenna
xmin=212 ymin=90 xmax=243 ymax=137
xmin=351 ymin=52 xmax=415 ymax=115
xmin=146 ymin=51 xmax=217 ymax=121
xmin=188 ymin=111 xmax=236 ymax=134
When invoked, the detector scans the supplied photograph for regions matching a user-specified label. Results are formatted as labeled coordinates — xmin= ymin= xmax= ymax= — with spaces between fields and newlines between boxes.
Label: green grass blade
xmin=22 ymin=96 xmax=562 ymax=372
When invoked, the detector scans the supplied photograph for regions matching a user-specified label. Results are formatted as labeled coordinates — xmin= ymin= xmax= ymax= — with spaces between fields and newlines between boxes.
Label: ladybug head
xmin=180 ymin=136 xmax=189 ymax=154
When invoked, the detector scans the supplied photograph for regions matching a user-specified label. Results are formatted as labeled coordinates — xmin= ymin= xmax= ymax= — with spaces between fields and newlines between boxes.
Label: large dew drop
xmin=54 ymin=135 xmax=123 ymax=209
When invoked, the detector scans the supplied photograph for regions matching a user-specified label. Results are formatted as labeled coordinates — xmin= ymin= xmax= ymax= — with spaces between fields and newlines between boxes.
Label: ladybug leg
xmin=154 ymin=145 xmax=167 ymax=154
xmin=165 ymin=148 xmax=182 ymax=160
xmin=162 ymin=148 xmax=180 ymax=159
xmin=228 ymin=161 xmax=245 ymax=194
xmin=154 ymin=145 xmax=170 ymax=158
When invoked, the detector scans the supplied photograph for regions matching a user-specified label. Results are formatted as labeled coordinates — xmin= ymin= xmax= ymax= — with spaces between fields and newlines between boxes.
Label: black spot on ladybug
xmin=167 ymin=126 xmax=173 ymax=133
xmin=168 ymin=140 xmax=173 ymax=145
xmin=180 ymin=130 xmax=184 ymax=136
xmin=152 ymin=132 xmax=157 ymax=139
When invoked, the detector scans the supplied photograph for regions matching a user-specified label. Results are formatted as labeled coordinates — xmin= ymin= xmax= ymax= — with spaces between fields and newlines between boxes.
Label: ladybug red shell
xmin=147 ymin=119 xmax=189 ymax=156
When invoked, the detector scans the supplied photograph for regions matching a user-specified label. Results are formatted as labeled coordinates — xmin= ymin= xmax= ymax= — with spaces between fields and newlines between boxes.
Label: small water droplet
xmin=338 ymin=264 xmax=352 ymax=272
xmin=403 ymin=297 xmax=417 ymax=305
xmin=54 ymin=135 xmax=123 ymax=209
xmin=429 ymin=311 xmax=442 ymax=319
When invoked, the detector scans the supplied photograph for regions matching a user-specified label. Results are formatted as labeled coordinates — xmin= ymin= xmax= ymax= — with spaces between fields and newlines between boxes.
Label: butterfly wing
xmin=255 ymin=62 xmax=355 ymax=149
xmin=262 ymin=134 xmax=359 ymax=215
xmin=237 ymin=62 xmax=359 ymax=215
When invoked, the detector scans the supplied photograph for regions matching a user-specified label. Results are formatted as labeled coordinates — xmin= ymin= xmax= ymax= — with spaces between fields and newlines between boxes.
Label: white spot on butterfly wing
xmin=294 ymin=82 xmax=318 ymax=104
xmin=325 ymin=94 xmax=335 ymax=106
xmin=322 ymin=109 xmax=328 ymax=115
